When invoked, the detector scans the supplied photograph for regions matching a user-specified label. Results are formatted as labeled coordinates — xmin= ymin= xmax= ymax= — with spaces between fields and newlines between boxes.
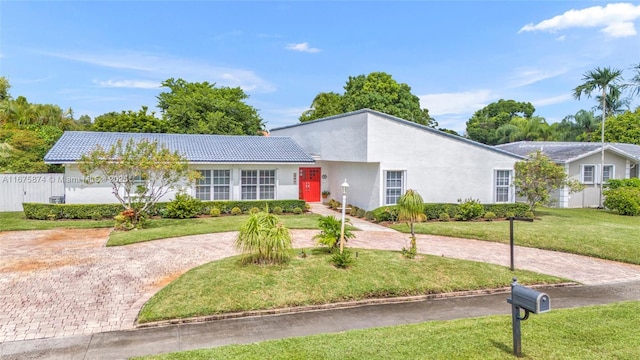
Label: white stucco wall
xmin=63 ymin=163 xmax=303 ymax=204
xmin=566 ymin=151 xmax=631 ymax=208
xmin=270 ymin=113 xmax=369 ymax=162
xmin=272 ymin=111 xmax=521 ymax=210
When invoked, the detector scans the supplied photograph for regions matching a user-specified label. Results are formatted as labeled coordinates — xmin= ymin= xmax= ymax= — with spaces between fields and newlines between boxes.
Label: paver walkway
xmin=2 ymin=206 xmax=640 ymax=344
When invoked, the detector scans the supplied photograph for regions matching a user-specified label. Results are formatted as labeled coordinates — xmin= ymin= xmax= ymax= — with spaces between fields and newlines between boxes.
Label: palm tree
xmin=629 ymin=63 xmax=640 ymax=98
xmin=397 ymin=189 xmax=424 ymax=258
xmin=573 ymin=67 xmax=624 ymax=208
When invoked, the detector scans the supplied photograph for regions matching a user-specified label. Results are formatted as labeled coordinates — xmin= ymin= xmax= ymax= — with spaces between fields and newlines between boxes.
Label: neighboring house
xmin=43 ymin=131 xmax=314 ymax=204
xmin=496 ymin=141 xmax=640 ymax=208
xmin=270 ymin=109 xmax=523 ymax=211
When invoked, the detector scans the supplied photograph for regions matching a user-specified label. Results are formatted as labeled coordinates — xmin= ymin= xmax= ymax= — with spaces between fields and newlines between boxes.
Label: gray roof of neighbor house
xmin=270 ymin=108 xmax=524 ymax=159
xmin=495 ymin=141 xmax=640 ymax=163
xmin=44 ymin=131 xmax=315 ymax=164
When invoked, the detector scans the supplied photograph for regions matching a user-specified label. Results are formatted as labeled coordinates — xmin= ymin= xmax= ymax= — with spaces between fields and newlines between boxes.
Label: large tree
xmin=514 ymin=151 xmax=583 ymax=211
xmin=299 ymin=72 xmax=437 ymax=127
xmin=573 ymin=66 xmax=624 ymax=207
xmin=78 ymin=138 xmax=196 ymax=227
xmin=604 ymin=107 xmax=640 ymax=145
xmin=92 ymin=106 xmax=169 ymax=133
xmin=157 ymin=78 xmax=264 ymax=135
xmin=465 ymin=99 xmax=536 ymax=145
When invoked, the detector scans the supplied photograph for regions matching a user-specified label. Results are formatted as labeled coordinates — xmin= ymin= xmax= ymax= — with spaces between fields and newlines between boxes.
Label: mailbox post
xmin=507 ymin=277 xmax=550 ymax=357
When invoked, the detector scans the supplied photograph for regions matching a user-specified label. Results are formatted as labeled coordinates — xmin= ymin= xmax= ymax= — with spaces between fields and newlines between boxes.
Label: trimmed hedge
xmin=23 ymin=199 xmax=308 ymax=220
xmin=370 ymin=202 xmax=530 ymax=223
xmin=23 ymin=203 xmax=123 ymax=220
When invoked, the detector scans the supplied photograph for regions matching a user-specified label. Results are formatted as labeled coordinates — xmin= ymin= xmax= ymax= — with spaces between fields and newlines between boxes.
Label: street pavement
xmin=2 ymin=203 xmax=640 ymax=359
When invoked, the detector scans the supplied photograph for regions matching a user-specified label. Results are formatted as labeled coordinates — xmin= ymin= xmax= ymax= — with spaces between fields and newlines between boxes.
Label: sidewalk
xmin=3 ymin=280 xmax=640 ymax=360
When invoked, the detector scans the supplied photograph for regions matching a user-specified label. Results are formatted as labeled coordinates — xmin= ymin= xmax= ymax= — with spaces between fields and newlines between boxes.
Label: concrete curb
xmin=135 ymin=282 xmax=579 ymax=329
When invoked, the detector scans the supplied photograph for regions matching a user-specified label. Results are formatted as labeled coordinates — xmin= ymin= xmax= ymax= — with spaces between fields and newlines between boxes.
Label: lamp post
xmin=339 ymin=178 xmax=349 ymax=254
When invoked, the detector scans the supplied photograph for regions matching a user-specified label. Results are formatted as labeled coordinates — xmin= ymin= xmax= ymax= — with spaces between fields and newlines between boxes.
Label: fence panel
xmin=0 ymin=174 xmax=65 ymax=212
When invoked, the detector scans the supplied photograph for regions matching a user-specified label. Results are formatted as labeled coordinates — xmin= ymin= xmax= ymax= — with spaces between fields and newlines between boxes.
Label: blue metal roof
xmin=44 ymin=131 xmax=315 ymax=164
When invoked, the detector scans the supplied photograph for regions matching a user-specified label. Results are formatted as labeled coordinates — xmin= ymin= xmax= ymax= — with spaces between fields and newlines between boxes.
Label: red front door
xmin=299 ymin=167 xmax=321 ymax=202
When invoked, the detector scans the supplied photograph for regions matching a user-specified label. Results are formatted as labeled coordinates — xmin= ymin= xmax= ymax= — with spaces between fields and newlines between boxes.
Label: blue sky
xmin=2 ymin=1 xmax=639 ymax=134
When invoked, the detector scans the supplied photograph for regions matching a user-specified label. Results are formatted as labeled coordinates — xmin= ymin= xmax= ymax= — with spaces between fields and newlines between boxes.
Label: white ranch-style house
xmin=44 ymin=109 xmax=524 ymax=210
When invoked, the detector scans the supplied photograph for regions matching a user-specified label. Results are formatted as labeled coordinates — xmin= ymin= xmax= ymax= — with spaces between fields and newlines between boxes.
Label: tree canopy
xmin=604 ymin=107 xmax=640 ymax=145
xmin=157 ymin=78 xmax=264 ymax=135
xmin=92 ymin=107 xmax=169 ymax=133
xmin=78 ymin=138 xmax=195 ymax=227
xmin=299 ymin=72 xmax=437 ymax=127
xmin=465 ymin=99 xmax=537 ymax=145
xmin=514 ymin=151 xmax=583 ymax=211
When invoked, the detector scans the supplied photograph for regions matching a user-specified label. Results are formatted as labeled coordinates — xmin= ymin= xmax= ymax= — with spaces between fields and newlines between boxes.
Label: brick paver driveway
xmin=3 ymin=226 xmax=640 ymax=344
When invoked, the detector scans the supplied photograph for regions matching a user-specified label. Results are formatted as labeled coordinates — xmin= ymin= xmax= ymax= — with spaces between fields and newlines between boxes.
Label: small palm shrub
xmin=231 ymin=207 xmax=242 ymax=215
xmin=209 ymin=207 xmax=221 ymax=217
xmin=249 ymin=207 xmax=261 ymax=214
xmin=164 ymin=193 xmax=202 ymax=219
xmin=272 ymin=206 xmax=283 ymax=215
xmin=314 ymin=215 xmax=354 ymax=250
xmin=331 ymin=248 xmax=355 ymax=269
xmin=236 ymin=211 xmax=293 ymax=265
xmin=439 ymin=212 xmax=450 ymax=222
xmin=293 ymin=207 xmax=303 ymax=214
xmin=455 ymin=198 xmax=484 ymax=221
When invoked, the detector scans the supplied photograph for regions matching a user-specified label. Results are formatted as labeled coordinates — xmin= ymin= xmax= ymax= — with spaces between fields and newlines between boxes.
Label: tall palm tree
xmin=573 ymin=67 xmax=624 ymax=208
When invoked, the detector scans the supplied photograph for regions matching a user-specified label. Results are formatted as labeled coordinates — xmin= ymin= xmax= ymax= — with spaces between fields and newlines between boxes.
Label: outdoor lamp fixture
xmin=340 ymin=179 xmax=349 ymax=254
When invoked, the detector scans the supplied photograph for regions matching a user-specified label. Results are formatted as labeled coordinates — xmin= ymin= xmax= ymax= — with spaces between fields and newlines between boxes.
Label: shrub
xmin=439 ymin=212 xmax=450 ymax=222
xmin=272 ymin=206 xmax=283 ymax=215
xmin=356 ymin=208 xmax=366 ymax=218
xmin=483 ymin=211 xmax=496 ymax=221
xmin=455 ymin=198 xmax=484 ymax=221
xmin=235 ymin=211 xmax=293 ymax=265
xmin=424 ymin=204 xmax=457 ymax=220
xmin=417 ymin=213 xmax=427 ymax=222
xmin=505 ymin=211 xmax=516 ymax=219
xmin=524 ymin=211 xmax=535 ymax=219
xmin=231 ymin=207 xmax=242 ymax=215
xmin=304 ymin=203 xmax=311 ymax=211
xmin=371 ymin=206 xmax=399 ymax=222
xmin=293 ymin=207 xmax=303 ymax=214
xmin=606 ymin=178 xmax=640 ymax=189
xmin=483 ymin=203 xmax=529 ymax=218
xmin=604 ymin=187 xmax=640 ymax=216
xmin=22 ymin=203 xmax=122 ymax=220
xmin=365 ymin=211 xmax=375 ymax=221
xmin=330 ymin=248 xmax=355 ymax=269
xmin=209 ymin=207 xmax=221 ymax=217
xmin=249 ymin=207 xmax=261 ymax=214
xmin=350 ymin=206 xmax=359 ymax=216
xmin=114 ymin=208 xmax=138 ymax=231
xmin=164 ymin=193 xmax=202 ymax=219
xmin=314 ymin=215 xmax=354 ymax=249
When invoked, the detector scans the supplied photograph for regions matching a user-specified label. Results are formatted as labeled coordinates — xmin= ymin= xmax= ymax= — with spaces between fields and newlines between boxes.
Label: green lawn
xmin=390 ymin=208 xmax=640 ymax=264
xmin=138 ymin=248 xmax=564 ymax=323
xmin=135 ymin=301 xmax=640 ymax=360
xmin=0 ymin=211 xmax=114 ymax=231
xmin=107 ymin=214 xmax=322 ymax=246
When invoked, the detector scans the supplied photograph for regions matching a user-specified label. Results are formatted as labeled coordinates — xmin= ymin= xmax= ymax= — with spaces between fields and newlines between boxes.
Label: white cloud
xmin=96 ymin=79 xmax=160 ymax=89
xmin=532 ymin=94 xmax=573 ymax=107
xmin=519 ymin=3 xmax=640 ymax=38
xmin=508 ymin=67 xmax=569 ymax=88
xmin=43 ymin=50 xmax=276 ymax=93
xmin=418 ymin=90 xmax=495 ymax=116
xmin=285 ymin=42 xmax=321 ymax=53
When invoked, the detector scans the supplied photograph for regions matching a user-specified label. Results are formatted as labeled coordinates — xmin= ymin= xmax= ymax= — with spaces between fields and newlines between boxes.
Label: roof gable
xmin=44 ymin=131 xmax=315 ymax=164
xmin=271 ymin=109 xmax=524 ymax=159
